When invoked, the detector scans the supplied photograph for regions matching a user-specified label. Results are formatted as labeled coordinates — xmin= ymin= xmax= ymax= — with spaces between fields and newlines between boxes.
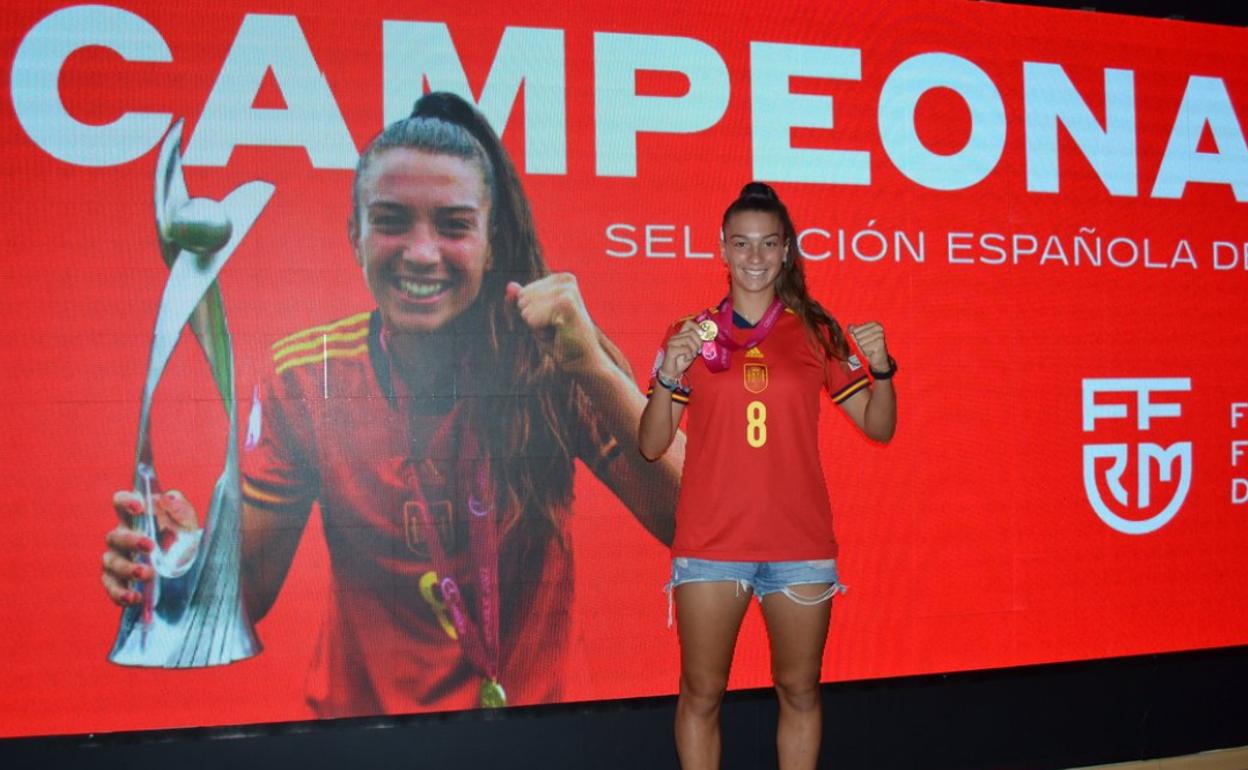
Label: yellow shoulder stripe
xmin=274 ymin=325 xmax=369 ymax=362
xmin=275 ymin=343 xmax=369 ymax=375
xmin=271 ymin=311 xmax=372 ymax=351
xmin=676 ymin=305 xmax=719 ymax=325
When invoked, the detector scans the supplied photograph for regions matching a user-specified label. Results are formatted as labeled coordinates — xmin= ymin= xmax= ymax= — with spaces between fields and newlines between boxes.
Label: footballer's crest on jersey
xmin=744 ymin=363 xmax=769 ymax=393
xmin=404 ymin=500 xmax=456 ymax=558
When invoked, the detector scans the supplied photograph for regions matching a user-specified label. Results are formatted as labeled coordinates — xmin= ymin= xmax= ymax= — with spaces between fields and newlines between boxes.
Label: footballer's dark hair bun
xmin=409 ymin=91 xmax=502 ymax=154
xmin=411 ymin=91 xmax=474 ymax=123
xmin=738 ymin=181 xmax=779 ymax=201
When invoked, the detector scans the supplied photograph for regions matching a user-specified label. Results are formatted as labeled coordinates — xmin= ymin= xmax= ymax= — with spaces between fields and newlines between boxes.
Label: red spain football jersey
xmin=242 ymin=311 xmax=615 ymax=716
xmin=658 ymin=308 xmax=868 ymax=561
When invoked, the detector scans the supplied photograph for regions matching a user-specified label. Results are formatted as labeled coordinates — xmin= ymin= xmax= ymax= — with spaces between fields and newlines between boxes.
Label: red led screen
xmin=2 ymin=0 xmax=1246 ymax=737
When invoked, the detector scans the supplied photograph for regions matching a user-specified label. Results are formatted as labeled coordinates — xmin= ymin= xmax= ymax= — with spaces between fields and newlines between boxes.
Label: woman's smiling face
xmin=721 ymin=209 xmax=785 ymax=296
xmin=351 ymin=148 xmax=491 ymax=334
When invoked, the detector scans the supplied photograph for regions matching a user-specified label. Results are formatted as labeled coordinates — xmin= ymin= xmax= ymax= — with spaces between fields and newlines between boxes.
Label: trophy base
xmin=109 ymin=605 xmax=260 ymax=668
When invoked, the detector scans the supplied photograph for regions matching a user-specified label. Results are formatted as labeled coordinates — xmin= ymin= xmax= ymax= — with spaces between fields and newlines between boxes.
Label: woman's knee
xmin=772 ymin=672 xmax=821 ymax=710
xmin=679 ymin=670 xmax=729 ymax=712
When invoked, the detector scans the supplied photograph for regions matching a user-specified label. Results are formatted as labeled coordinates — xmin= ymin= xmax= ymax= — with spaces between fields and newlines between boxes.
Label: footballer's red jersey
xmin=658 ymin=307 xmax=868 ymax=562
xmin=242 ymin=311 xmax=616 ymax=716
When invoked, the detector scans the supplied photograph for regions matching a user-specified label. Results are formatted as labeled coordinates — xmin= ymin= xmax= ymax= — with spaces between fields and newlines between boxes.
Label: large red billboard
xmin=2 ymin=0 xmax=1247 ymax=737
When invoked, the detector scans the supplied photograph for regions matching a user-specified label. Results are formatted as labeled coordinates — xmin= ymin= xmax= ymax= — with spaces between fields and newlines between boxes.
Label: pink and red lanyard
xmin=695 ymin=297 xmax=784 ymax=373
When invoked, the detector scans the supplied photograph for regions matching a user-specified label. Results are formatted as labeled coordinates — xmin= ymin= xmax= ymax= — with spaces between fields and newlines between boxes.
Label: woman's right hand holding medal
xmin=641 ymin=320 xmax=700 ymax=459
xmin=660 ymin=320 xmax=704 ymax=380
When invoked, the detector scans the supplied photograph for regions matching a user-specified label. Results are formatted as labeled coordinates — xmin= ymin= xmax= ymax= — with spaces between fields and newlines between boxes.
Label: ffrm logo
xmin=1082 ymin=378 xmax=1192 ymax=534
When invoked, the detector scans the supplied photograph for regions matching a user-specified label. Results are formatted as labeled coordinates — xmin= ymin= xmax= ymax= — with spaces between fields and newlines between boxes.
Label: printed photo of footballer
xmin=101 ymin=92 xmax=683 ymax=716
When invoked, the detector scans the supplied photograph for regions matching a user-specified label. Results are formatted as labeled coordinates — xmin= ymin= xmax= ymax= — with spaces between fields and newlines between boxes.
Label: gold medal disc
xmin=696 ymin=319 xmax=718 ymax=342
xmin=479 ymin=678 xmax=508 ymax=708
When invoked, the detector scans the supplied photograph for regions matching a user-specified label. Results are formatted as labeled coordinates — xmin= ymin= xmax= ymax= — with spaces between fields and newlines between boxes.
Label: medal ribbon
xmin=400 ymin=402 xmax=504 ymax=706
xmin=695 ymin=296 xmax=784 ymax=373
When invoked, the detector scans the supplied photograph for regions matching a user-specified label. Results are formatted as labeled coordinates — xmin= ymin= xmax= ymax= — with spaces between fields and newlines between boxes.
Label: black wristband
xmin=869 ymin=355 xmax=898 ymax=380
xmin=654 ymin=371 xmax=690 ymax=395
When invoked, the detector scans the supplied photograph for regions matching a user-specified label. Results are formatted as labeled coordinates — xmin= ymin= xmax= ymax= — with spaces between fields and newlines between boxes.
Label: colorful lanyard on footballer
xmin=385 ymin=323 xmax=506 ymax=708
xmin=401 ymin=456 xmax=506 ymax=708
xmin=695 ymin=296 xmax=784 ymax=373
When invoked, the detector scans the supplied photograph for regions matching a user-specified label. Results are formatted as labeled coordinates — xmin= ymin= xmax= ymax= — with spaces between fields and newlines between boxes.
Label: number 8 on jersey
xmin=746 ymin=400 xmax=767 ymax=448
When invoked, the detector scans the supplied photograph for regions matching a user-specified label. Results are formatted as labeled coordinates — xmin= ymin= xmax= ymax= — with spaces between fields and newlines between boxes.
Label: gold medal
xmin=479 ymin=677 xmax=508 ymax=708
xmin=696 ymin=319 xmax=718 ymax=342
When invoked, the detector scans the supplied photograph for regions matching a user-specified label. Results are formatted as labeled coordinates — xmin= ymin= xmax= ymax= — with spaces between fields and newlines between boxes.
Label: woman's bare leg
xmin=760 ymin=585 xmax=833 ymax=770
xmin=674 ymin=581 xmax=752 ymax=770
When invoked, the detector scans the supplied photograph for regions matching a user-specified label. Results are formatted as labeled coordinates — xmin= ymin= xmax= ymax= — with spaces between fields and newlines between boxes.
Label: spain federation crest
xmin=744 ymin=363 xmax=768 ymax=394
xmin=404 ymin=500 xmax=455 ymax=557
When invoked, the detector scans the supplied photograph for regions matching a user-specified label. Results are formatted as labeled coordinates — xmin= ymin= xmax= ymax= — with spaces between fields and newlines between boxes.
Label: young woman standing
xmin=640 ymin=182 xmax=897 ymax=769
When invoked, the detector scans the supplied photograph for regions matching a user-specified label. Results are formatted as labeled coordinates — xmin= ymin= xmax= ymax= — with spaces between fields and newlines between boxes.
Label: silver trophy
xmin=109 ymin=120 xmax=274 ymax=666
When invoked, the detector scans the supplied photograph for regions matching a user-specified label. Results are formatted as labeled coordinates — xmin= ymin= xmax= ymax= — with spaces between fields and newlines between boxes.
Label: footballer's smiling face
xmin=721 ymin=209 xmax=785 ymax=297
xmin=351 ymin=148 xmax=491 ymax=334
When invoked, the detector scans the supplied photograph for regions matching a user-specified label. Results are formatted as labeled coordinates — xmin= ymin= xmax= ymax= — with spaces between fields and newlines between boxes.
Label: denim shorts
xmin=666 ymin=557 xmax=847 ymax=625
